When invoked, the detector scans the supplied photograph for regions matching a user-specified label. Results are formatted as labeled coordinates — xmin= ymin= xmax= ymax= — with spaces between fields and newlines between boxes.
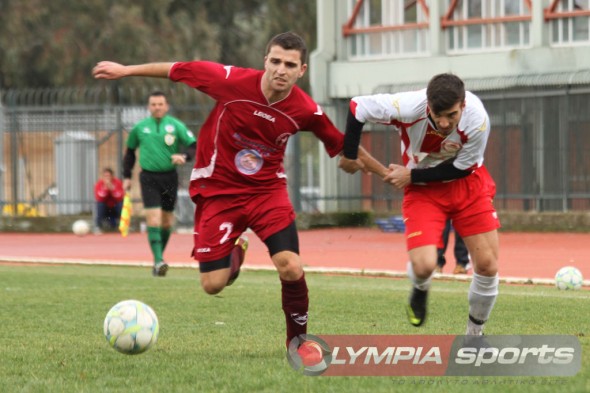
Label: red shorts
xmin=402 ymin=166 xmax=500 ymax=250
xmin=192 ymin=189 xmax=295 ymax=262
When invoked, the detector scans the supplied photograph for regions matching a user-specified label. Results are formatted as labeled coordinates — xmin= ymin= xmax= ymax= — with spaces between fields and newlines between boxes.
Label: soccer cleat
xmin=453 ymin=265 xmax=468 ymax=275
xmin=461 ymin=334 xmax=490 ymax=352
xmin=465 ymin=325 xmax=484 ymax=336
xmin=227 ymin=235 xmax=248 ymax=286
xmin=406 ymin=287 xmax=428 ymax=327
xmin=152 ymin=261 xmax=169 ymax=277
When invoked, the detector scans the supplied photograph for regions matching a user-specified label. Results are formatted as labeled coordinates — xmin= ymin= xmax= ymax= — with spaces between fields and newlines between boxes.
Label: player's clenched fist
xmin=93 ymin=61 xmax=127 ymax=80
xmin=338 ymin=156 xmax=365 ymax=174
xmin=384 ymin=163 xmax=411 ymax=189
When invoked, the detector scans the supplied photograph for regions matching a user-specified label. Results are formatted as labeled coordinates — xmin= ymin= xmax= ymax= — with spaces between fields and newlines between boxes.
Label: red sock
xmin=229 ymin=244 xmax=243 ymax=276
xmin=281 ymin=273 xmax=309 ymax=345
xmin=226 ymin=243 xmax=245 ymax=285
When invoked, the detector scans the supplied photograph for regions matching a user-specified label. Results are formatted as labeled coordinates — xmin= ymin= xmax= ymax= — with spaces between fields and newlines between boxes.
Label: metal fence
xmin=0 ymin=86 xmax=214 ymax=224
xmin=346 ymin=85 xmax=590 ymax=213
xmin=1 ymin=85 xmax=589 ymax=225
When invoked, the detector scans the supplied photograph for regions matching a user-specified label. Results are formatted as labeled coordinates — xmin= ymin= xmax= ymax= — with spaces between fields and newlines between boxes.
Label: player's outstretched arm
xmin=92 ymin=62 xmax=174 ymax=80
xmin=338 ymin=146 xmax=389 ymax=178
xmin=358 ymin=146 xmax=389 ymax=178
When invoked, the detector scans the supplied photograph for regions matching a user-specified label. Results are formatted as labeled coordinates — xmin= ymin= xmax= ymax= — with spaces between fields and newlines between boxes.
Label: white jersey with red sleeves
xmin=169 ymin=61 xmax=343 ymax=198
xmin=351 ymin=89 xmax=490 ymax=172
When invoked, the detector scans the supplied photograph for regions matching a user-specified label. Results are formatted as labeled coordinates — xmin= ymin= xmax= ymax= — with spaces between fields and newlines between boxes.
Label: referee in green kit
xmin=123 ymin=91 xmax=196 ymax=277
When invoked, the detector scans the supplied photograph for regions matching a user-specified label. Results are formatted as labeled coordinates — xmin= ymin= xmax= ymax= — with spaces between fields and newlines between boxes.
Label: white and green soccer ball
xmin=104 ymin=300 xmax=159 ymax=354
xmin=554 ymin=266 xmax=584 ymax=290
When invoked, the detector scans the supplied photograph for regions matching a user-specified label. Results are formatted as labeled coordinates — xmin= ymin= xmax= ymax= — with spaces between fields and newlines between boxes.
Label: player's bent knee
xmin=271 ymin=251 xmax=301 ymax=275
xmin=202 ymin=285 xmax=224 ymax=295
xmin=410 ymin=260 xmax=437 ymax=279
xmin=279 ymin=266 xmax=303 ymax=281
xmin=413 ymin=264 xmax=436 ymax=278
xmin=472 ymin=256 xmax=498 ymax=276
xmin=200 ymin=279 xmax=225 ymax=295
xmin=274 ymin=259 xmax=303 ymax=280
xmin=199 ymin=272 xmax=229 ymax=295
xmin=474 ymin=264 xmax=498 ymax=277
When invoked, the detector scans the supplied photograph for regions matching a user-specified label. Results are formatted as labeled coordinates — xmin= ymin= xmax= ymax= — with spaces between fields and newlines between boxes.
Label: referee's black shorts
xmin=139 ymin=170 xmax=178 ymax=212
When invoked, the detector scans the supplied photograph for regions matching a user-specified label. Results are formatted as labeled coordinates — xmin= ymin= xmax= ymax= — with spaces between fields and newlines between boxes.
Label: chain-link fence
xmin=353 ymin=86 xmax=590 ymax=213
xmin=1 ymin=85 xmax=589 ymax=225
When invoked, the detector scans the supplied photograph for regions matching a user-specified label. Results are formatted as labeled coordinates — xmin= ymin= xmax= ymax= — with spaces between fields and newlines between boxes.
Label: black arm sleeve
xmin=411 ymin=164 xmax=472 ymax=183
xmin=182 ymin=142 xmax=197 ymax=162
xmin=122 ymin=148 xmax=136 ymax=179
xmin=343 ymin=108 xmax=365 ymax=159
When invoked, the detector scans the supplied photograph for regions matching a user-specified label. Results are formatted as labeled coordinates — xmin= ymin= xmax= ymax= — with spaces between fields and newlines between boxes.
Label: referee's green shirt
xmin=127 ymin=115 xmax=196 ymax=173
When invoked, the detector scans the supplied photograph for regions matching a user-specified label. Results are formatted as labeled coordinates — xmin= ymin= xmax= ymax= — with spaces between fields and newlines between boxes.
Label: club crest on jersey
xmin=441 ymin=140 xmax=461 ymax=153
xmin=165 ymin=125 xmax=175 ymax=133
xmin=235 ymin=149 xmax=263 ymax=175
xmin=164 ymin=134 xmax=175 ymax=146
xmin=253 ymin=110 xmax=275 ymax=123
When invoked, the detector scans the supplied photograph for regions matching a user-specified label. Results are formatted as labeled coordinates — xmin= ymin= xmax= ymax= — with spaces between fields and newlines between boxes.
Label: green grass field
xmin=1 ymin=264 xmax=588 ymax=393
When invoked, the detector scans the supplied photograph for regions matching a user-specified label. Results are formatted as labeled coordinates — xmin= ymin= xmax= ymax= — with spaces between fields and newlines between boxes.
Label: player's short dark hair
xmin=103 ymin=167 xmax=114 ymax=175
xmin=265 ymin=32 xmax=308 ymax=65
xmin=149 ymin=91 xmax=167 ymax=100
xmin=426 ymin=73 xmax=465 ymax=114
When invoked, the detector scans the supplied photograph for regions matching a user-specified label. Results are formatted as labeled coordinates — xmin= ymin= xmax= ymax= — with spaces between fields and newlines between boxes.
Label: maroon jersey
xmin=169 ymin=61 xmax=344 ymax=198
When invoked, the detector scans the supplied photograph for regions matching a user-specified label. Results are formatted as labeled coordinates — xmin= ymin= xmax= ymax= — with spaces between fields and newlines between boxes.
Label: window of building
xmin=342 ymin=0 xmax=590 ymax=58
xmin=345 ymin=0 xmax=430 ymax=59
xmin=444 ymin=0 xmax=532 ymax=53
xmin=549 ymin=0 xmax=590 ymax=45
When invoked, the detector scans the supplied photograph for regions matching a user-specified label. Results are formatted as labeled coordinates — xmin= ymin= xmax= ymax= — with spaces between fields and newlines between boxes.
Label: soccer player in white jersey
xmin=339 ymin=74 xmax=500 ymax=336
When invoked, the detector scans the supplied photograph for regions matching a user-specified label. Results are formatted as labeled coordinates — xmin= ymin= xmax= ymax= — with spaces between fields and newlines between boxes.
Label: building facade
xmin=312 ymin=0 xmax=590 ymax=212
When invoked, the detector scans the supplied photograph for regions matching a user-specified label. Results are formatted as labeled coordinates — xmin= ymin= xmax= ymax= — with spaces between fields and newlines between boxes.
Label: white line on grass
xmin=1 ymin=256 xmax=589 ymax=289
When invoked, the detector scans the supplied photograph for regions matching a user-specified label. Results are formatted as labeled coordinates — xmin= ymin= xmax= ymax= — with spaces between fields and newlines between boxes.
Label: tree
xmin=0 ymin=0 xmax=317 ymax=90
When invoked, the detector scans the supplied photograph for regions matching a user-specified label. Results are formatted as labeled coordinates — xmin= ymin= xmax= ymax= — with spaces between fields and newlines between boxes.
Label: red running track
xmin=1 ymin=228 xmax=588 ymax=282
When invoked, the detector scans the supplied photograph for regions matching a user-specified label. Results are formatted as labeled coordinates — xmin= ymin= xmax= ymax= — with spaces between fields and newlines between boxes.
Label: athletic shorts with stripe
xmin=192 ymin=188 xmax=296 ymax=262
xmin=402 ymin=166 xmax=500 ymax=250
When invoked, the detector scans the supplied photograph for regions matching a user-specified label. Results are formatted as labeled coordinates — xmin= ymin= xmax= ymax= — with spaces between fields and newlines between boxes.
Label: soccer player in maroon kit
xmin=93 ymin=32 xmax=385 ymax=347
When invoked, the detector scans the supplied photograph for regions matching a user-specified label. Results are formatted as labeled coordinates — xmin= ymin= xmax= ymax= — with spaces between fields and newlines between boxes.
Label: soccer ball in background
xmin=72 ymin=220 xmax=90 ymax=236
xmin=554 ymin=266 xmax=584 ymax=290
xmin=104 ymin=300 xmax=159 ymax=355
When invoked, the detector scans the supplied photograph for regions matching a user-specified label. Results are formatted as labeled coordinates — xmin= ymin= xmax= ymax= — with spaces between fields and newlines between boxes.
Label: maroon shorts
xmin=192 ymin=189 xmax=295 ymax=262
xmin=402 ymin=166 xmax=500 ymax=250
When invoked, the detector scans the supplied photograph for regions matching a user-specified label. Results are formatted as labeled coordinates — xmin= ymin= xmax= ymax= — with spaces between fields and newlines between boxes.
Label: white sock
xmin=466 ymin=318 xmax=484 ymax=335
xmin=466 ymin=272 xmax=499 ymax=334
xmin=407 ymin=261 xmax=433 ymax=291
